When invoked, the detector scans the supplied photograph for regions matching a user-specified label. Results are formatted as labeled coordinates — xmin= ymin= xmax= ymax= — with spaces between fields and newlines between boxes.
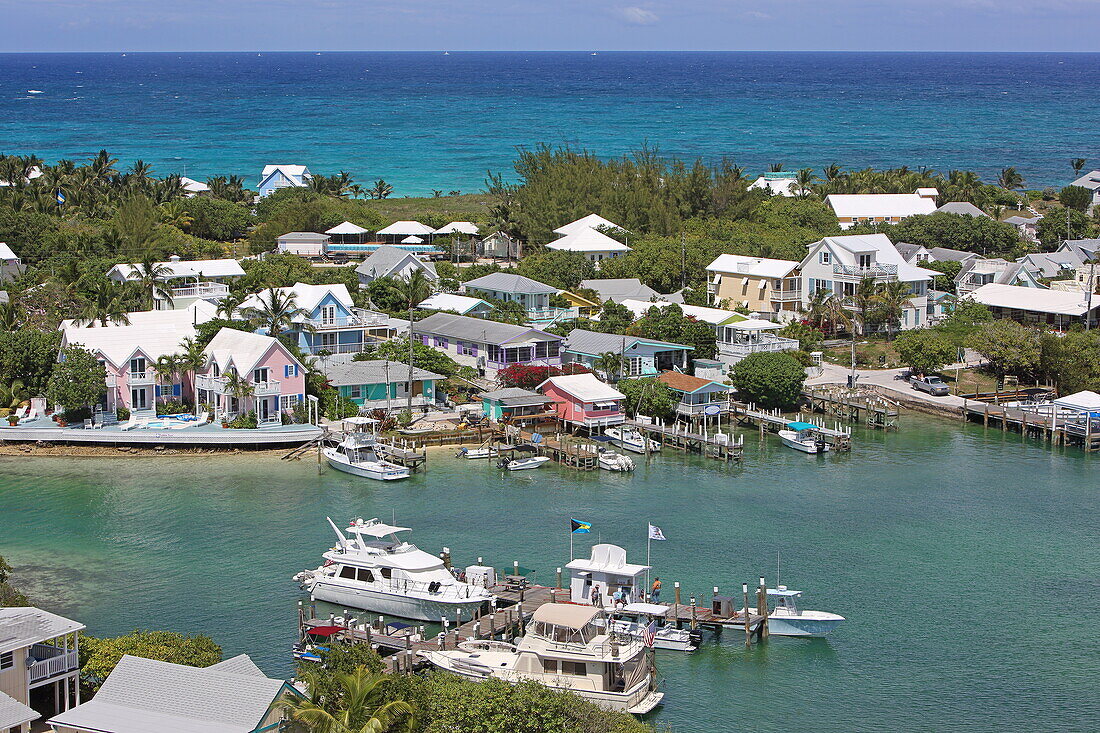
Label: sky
xmin=0 ymin=0 xmax=1098 ymax=53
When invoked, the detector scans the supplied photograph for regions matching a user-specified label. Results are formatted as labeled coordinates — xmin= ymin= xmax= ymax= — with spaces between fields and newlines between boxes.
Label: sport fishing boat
xmin=597 ymin=450 xmax=635 ymax=472
xmin=498 ymin=455 xmax=551 ymax=471
xmin=418 ymin=603 xmax=664 ymax=714
xmin=765 ymin=586 xmax=845 ymax=637
xmin=293 ymin=518 xmax=494 ymax=622
xmin=777 ymin=421 xmax=829 ymax=454
xmin=604 ymin=426 xmax=660 ymax=454
xmin=323 ymin=432 xmax=411 ymax=481
xmin=457 ymin=446 xmax=497 ymax=459
xmin=607 ymin=603 xmax=699 ymax=651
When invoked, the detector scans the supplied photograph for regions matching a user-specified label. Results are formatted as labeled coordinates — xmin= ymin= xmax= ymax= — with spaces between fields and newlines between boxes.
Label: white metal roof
xmin=748 ymin=175 xmax=800 ymax=196
xmin=434 ymin=221 xmax=479 ymax=235
xmin=0 ymin=607 xmax=85 ymax=654
xmin=966 ymin=283 xmax=1096 ymax=316
xmin=727 ymin=318 xmax=784 ymax=331
xmin=0 ymin=242 xmax=17 ymax=261
xmin=825 ymin=193 xmax=938 ymax=219
xmin=618 ymin=299 xmax=746 ymax=326
xmin=0 ymin=691 xmax=37 ymax=730
xmin=179 ymin=176 xmax=210 ymax=193
xmin=60 ymin=302 xmax=217 ymax=368
xmin=547 ymin=228 xmax=631 ymax=253
xmin=376 ymin=220 xmax=435 ymax=236
xmin=417 ymin=293 xmax=493 ymax=315
xmin=204 ymin=328 xmax=290 ymax=376
xmin=261 ymin=164 xmax=309 ymax=179
xmin=1052 ymin=390 xmax=1100 ymax=412
xmin=552 ymin=214 xmax=624 ymax=237
xmin=48 ymin=654 xmax=287 ymax=733
xmin=325 ymin=221 xmax=369 ymax=235
xmin=108 ymin=258 xmax=245 ymax=281
xmin=705 ymin=254 xmax=799 ymax=278
xmin=239 ymin=282 xmax=353 ymax=318
xmin=538 ymin=373 xmax=625 ymax=402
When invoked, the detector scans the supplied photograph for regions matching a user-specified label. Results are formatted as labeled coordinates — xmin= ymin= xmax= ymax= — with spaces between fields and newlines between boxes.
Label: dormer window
xmin=820 ymin=251 xmax=831 ymax=265
xmin=858 ymin=254 xmax=873 ymax=268
xmin=212 ymin=363 xmax=220 ymax=378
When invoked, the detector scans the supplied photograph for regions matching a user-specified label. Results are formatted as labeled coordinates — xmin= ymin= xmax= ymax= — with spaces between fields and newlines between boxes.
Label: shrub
xmin=730 ymin=351 xmax=806 ymax=408
xmin=895 ymin=329 xmax=956 ymax=374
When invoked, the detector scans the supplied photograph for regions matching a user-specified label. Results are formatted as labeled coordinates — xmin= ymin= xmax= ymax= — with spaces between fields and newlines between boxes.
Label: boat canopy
xmin=346 ymin=519 xmax=411 ymax=538
xmin=344 ymin=416 xmax=379 ymax=425
xmin=786 ymin=421 xmax=816 ymax=431
xmin=306 ymin=625 xmax=346 ymax=637
xmin=621 ymin=602 xmax=670 ymax=616
xmin=767 ymin=587 xmax=803 ymax=597
xmin=532 ymin=603 xmax=599 ymax=630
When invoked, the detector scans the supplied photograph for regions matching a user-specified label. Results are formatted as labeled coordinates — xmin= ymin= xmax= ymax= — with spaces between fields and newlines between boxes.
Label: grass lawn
xmin=822 ymin=338 xmax=903 ymax=369
xmin=362 ymin=194 xmax=494 ymax=224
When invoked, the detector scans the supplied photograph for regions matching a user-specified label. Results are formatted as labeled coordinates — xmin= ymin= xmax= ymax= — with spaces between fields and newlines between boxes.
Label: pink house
xmin=195 ymin=328 xmax=306 ymax=425
xmin=537 ymin=373 xmax=625 ymax=429
xmin=59 ymin=303 xmax=216 ymax=414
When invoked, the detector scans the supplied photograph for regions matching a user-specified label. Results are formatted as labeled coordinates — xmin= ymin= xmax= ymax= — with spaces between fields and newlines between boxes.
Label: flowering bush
xmin=497 ymin=363 xmax=590 ymax=390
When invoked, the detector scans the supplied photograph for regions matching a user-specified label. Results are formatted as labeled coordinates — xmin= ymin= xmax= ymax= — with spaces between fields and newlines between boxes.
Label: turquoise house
xmin=478 ymin=388 xmax=554 ymax=423
xmin=325 ymin=360 xmax=445 ymax=412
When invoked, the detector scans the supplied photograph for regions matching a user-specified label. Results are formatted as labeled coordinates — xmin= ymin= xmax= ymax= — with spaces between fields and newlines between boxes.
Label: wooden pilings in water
xmin=804 ymin=385 xmax=900 ymax=430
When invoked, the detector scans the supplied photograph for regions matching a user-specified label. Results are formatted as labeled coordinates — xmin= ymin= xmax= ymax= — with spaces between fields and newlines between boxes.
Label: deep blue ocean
xmin=1 ymin=52 xmax=1098 ymax=196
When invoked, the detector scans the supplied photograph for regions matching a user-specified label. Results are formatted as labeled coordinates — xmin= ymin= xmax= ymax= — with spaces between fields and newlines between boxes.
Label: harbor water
xmin=1 ymin=415 xmax=1097 ymax=731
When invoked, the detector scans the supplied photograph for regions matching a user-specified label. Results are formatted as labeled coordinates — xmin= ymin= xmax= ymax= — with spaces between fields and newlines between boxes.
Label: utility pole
xmin=680 ymin=233 xmax=687 ymax=291
xmin=1087 ymin=262 xmax=1096 ymax=332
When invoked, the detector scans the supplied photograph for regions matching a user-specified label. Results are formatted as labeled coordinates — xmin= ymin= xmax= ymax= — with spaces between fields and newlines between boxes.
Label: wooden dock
xmin=729 ymin=401 xmax=852 ymax=451
xmin=804 ymin=385 xmax=900 ymax=430
xmin=624 ymin=419 xmax=744 ymax=461
xmin=963 ymin=400 xmax=1100 ymax=451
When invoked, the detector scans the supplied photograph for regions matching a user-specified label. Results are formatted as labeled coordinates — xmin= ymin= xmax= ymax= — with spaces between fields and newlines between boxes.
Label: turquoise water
xmin=1 ymin=416 xmax=1098 ymax=731
xmin=2 ymin=52 xmax=1099 ymax=195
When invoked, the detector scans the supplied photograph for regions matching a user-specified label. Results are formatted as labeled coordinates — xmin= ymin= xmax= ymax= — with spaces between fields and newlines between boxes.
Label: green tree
xmin=592 ymin=300 xmax=635 ymax=334
xmin=369 ymin=179 xmax=394 ymax=200
xmin=895 ymin=329 xmax=955 ymax=374
xmin=241 ymin=288 xmax=310 ymax=338
xmin=631 ymin=303 xmax=717 ymax=359
xmin=922 ymin=259 xmax=962 ymax=294
xmin=75 ymin=279 xmax=132 ymax=327
xmin=279 ymin=666 xmax=416 ymax=733
xmin=381 ymin=271 xmax=434 ymax=412
xmin=177 ymin=336 xmax=207 ymax=413
xmin=0 ymin=555 xmax=31 ymax=607
xmin=617 ymin=377 xmax=677 ymax=421
xmin=730 ymin=351 xmax=806 ymax=408
xmin=1059 ymin=185 xmax=1093 ymax=212
xmin=153 ymin=353 xmax=182 ymax=406
xmin=0 ymin=330 xmax=62 ymax=393
xmin=364 ymin=340 xmax=461 ymax=378
xmin=971 ymin=319 xmax=1040 ymax=377
xmin=79 ymin=630 xmax=222 ymax=695
xmin=593 ymin=351 xmax=626 ymax=381
xmin=183 ymin=196 xmax=254 ymax=241
xmin=879 ymin=213 xmax=1021 ymax=257
xmin=874 ymin=280 xmax=915 ymax=339
xmin=1036 ymin=207 xmax=1094 ymax=251
xmin=47 ymin=347 xmax=107 ymax=414
xmin=515 ymin=250 xmax=595 ymax=290
xmin=1039 ymin=330 xmax=1100 ymax=394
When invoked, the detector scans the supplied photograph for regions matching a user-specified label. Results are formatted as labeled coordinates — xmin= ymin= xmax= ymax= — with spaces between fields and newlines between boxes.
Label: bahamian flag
xmin=570 ymin=518 xmax=591 ymax=534
xmin=56 ymin=189 xmax=65 ymax=205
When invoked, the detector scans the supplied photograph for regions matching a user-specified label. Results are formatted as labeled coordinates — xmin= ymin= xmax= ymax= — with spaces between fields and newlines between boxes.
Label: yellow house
xmin=0 ymin=607 xmax=85 ymax=733
xmin=49 ymin=653 xmax=302 ymax=733
xmin=559 ymin=290 xmax=601 ymax=317
xmin=704 ymin=254 xmax=802 ymax=318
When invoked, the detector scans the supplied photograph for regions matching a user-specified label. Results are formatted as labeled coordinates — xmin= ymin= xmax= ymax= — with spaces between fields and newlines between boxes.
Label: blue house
xmin=561 ymin=328 xmax=693 ymax=379
xmin=324 ymin=360 xmax=445 ymax=412
xmin=258 ymin=164 xmax=311 ymax=197
xmin=239 ymin=282 xmax=394 ymax=356
xmin=462 ymin=272 xmax=567 ymax=323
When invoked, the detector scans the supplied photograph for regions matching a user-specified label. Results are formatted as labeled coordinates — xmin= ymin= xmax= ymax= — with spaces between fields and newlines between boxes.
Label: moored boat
xmin=765 ymin=586 xmax=845 ymax=637
xmin=607 ymin=603 xmax=699 ymax=651
xmin=323 ymin=433 xmax=411 ymax=480
xmin=604 ymin=426 xmax=660 ymax=454
xmin=294 ymin=517 xmax=494 ymax=622
xmin=418 ymin=604 xmax=664 ymax=714
xmin=778 ymin=422 xmax=829 ymax=454
xmin=597 ymin=450 xmax=635 ymax=472
xmin=458 ymin=446 xmax=497 ymax=459
xmin=498 ymin=455 xmax=551 ymax=471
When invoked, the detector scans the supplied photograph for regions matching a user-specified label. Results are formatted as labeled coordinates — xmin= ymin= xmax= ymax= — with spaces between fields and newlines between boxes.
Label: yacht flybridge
xmin=294 ymin=518 xmax=494 ymax=622
xmin=419 ymin=603 xmax=664 ymax=715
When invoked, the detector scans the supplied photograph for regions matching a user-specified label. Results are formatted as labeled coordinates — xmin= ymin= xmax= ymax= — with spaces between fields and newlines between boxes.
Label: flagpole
xmin=646 ymin=525 xmax=651 ymax=599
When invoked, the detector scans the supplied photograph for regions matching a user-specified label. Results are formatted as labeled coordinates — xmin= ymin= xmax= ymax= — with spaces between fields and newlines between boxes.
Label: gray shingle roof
xmin=207 ymin=654 xmax=266 ymax=677
xmin=478 ymin=388 xmax=552 ymax=406
xmin=277 ymin=231 xmax=330 ymax=242
xmin=0 ymin=607 xmax=85 ymax=654
xmin=324 ymin=359 xmax=444 ymax=386
xmin=355 ymin=246 xmax=438 ymax=280
xmin=0 ymin=691 xmax=37 ymax=729
xmin=464 ymin=272 xmax=557 ymax=295
xmin=928 ymin=247 xmax=978 ymax=263
xmin=562 ymin=328 xmax=692 ymax=357
xmin=578 ymin=278 xmax=658 ymax=303
xmin=49 ymin=654 xmax=287 ymax=733
xmin=415 ymin=312 xmax=559 ymax=345
xmin=936 ymin=201 xmax=989 ymax=218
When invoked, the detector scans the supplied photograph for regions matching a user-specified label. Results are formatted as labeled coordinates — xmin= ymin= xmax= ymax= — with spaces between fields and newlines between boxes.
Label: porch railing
xmin=28 ymin=645 xmax=79 ymax=684
xmin=833 ymin=263 xmax=898 ymax=278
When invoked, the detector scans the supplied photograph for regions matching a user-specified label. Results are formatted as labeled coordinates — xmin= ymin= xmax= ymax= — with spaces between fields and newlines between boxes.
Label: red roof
xmin=657 ymin=371 xmax=727 ymax=394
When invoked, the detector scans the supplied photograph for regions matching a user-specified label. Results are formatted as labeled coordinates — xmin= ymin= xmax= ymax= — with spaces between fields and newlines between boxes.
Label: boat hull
xmin=504 ymin=456 xmax=550 ymax=471
xmin=778 ymin=431 xmax=827 ymax=454
xmin=767 ymin=613 xmax=844 ymax=637
xmin=324 ymin=449 xmax=410 ymax=480
xmin=310 ymin=580 xmax=487 ymax=622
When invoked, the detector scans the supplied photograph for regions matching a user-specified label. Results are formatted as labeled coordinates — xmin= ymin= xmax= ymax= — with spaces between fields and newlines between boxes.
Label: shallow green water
xmin=1 ymin=416 xmax=1097 ymax=731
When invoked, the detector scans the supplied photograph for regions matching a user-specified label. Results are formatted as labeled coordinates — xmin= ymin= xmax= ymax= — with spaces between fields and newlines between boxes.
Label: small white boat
xmin=457 ymin=446 xmax=497 ymax=460
xmin=604 ymin=426 xmax=660 ymax=454
xmin=766 ymin=586 xmax=845 ymax=637
xmin=597 ymin=450 xmax=635 ymax=472
xmin=323 ymin=429 xmax=410 ymax=481
xmin=498 ymin=455 xmax=551 ymax=471
xmin=778 ymin=422 xmax=829 ymax=454
xmin=27 ymin=90 xmax=44 ymax=94
xmin=607 ymin=603 xmax=699 ymax=651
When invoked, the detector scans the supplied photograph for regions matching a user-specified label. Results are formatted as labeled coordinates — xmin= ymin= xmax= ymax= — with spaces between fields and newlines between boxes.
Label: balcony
xmin=770 ymin=289 xmax=803 ymax=302
xmin=28 ymin=644 xmax=79 ymax=685
xmin=128 ymin=371 xmax=156 ymax=386
xmin=306 ymin=308 xmax=391 ymax=330
xmin=169 ymin=282 xmax=229 ymax=299
xmin=833 ymin=263 xmax=898 ymax=279
xmin=675 ymin=398 xmax=730 ymax=416
xmin=718 ymin=335 xmax=800 ymax=361
xmin=195 ymin=374 xmax=280 ymax=396
xmin=307 ymin=342 xmax=368 ymax=355
xmin=253 ymin=380 xmax=281 ymax=396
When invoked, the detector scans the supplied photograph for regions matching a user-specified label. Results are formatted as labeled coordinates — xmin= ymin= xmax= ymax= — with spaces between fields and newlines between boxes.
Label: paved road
xmin=806 ymin=362 xmax=968 ymax=408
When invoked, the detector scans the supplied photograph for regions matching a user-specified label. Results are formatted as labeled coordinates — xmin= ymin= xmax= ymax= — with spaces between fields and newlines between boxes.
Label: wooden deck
xmin=623 ymin=419 xmax=744 ymax=461
xmin=963 ymin=400 xmax=1100 ymax=452
xmin=805 ymin=385 xmax=900 ymax=430
xmin=729 ymin=401 xmax=852 ymax=451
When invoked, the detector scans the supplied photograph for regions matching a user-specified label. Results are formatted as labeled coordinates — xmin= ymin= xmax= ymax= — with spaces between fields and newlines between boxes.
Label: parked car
xmin=910 ymin=375 xmax=949 ymax=396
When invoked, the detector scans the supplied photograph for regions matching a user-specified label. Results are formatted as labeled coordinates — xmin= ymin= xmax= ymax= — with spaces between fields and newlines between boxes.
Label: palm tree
xmin=153 ymin=354 xmax=181 ymax=406
xmin=803 ymin=288 xmax=847 ymax=335
xmin=241 ymin=289 xmax=310 ymax=338
xmin=177 ymin=337 xmax=207 ymax=413
xmin=1071 ymin=158 xmax=1087 ymax=177
xmin=768 ymin=163 xmax=785 ymax=172
xmin=221 ymin=371 xmax=254 ymax=420
xmin=135 ymin=251 xmax=175 ymax=309
xmin=382 ymin=272 xmax=433 ymax=411
xmin=794 ymin=168 xmax=817 ymax=199
xmin=76 ymin=279 xmax=132 ymax=327
xmin=158 ymin=201 xmax=194 ymax=231
xmin=368 ymin=179 xmax=394 ymax=200
xmin=593 ymin=351 xmax=625 ymax=382
xmin=874 ymin=280 xmax=914 ymax=340
xmin=215 ymin=292 xmax=245 ymax=320
xmin=998 ymin=167 xmax=1025 ymax=206
xmin=0 ymin=301 xmax=22 ymax=331
xmin=277 ymin=666 xmax=415 ymax=733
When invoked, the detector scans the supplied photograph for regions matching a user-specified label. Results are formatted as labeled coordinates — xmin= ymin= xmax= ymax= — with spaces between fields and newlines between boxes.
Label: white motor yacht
xmin=419 ymin=603 xmax=664 ymax=714
xmin=765 ymin=586 xmax=845 ymax=637
xmin=606 ymin=603 xmax=698 ymax=651
xmin=294 ymin=518 xmax=494 ymax=622
xmin=778 ymin=422 xmax=829 ymax=454
xmin=604 ymin=426 xmax=660 ymax=454
xmin=323 ymin=433 xmax=411 ymax=480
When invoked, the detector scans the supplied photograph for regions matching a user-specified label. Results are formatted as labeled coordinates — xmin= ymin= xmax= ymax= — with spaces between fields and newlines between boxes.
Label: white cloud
xmin=617 ymin=6 xmax=659 ymax=24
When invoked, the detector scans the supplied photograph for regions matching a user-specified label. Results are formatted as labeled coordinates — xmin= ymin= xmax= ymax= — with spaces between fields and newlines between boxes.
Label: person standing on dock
xmin=651 ymin=577 xmax=662 ymax=603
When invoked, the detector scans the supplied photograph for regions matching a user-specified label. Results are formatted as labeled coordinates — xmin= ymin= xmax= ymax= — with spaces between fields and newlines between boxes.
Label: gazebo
xmin=376 ymin=220 xmax=435 ymax=244
xmin=325 ymin=221 xmax=370 ymax=245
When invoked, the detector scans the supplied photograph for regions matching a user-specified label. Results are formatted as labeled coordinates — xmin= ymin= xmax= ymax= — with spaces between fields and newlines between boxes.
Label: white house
xmin=106 ymin=256 xmax=245 ymax=310
xmin=553 ymin=214 xmax=625 ymax=238
xmin=955 ymin=258 xmax=1044 ymax=296
xmin=355 ymin=245 xmax=438 ymax=286
xmin=178 ymin=176 xmax=210 ymax=197
xmin=547 ymin=228 xmax=631 ymax=264
xmin=0 ymin=607 xmax=85 ymax=733
xmin=825 ymin=189 xmax=939 ymax=229
xmin=798 ymin=233 xmax=936 ymax=330
xmin=0 ymin=242 xmax=23 ymax=282
xmin=748 ymin=173 xmax=800 ymax=197
xmin=966 ymin=283 xmax=1100 ymax=330
xmin=276 ymin=231 xmax=330 ymax=257
xmin=258 ymin=164 xmax=311 ymax=197
xmin=1068 ymin=170 xmax=1100 ymax=209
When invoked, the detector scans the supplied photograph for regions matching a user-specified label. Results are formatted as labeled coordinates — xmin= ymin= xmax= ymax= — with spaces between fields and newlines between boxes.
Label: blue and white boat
xmin=766 ymin=586 xmax=845 ymax=637
xmin=778 ymin=422 xmax=828 ymax=454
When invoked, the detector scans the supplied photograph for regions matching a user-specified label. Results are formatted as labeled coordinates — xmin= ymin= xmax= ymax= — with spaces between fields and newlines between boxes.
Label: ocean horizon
xmin=2 ymin=51 xmax=1098 ymax=196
